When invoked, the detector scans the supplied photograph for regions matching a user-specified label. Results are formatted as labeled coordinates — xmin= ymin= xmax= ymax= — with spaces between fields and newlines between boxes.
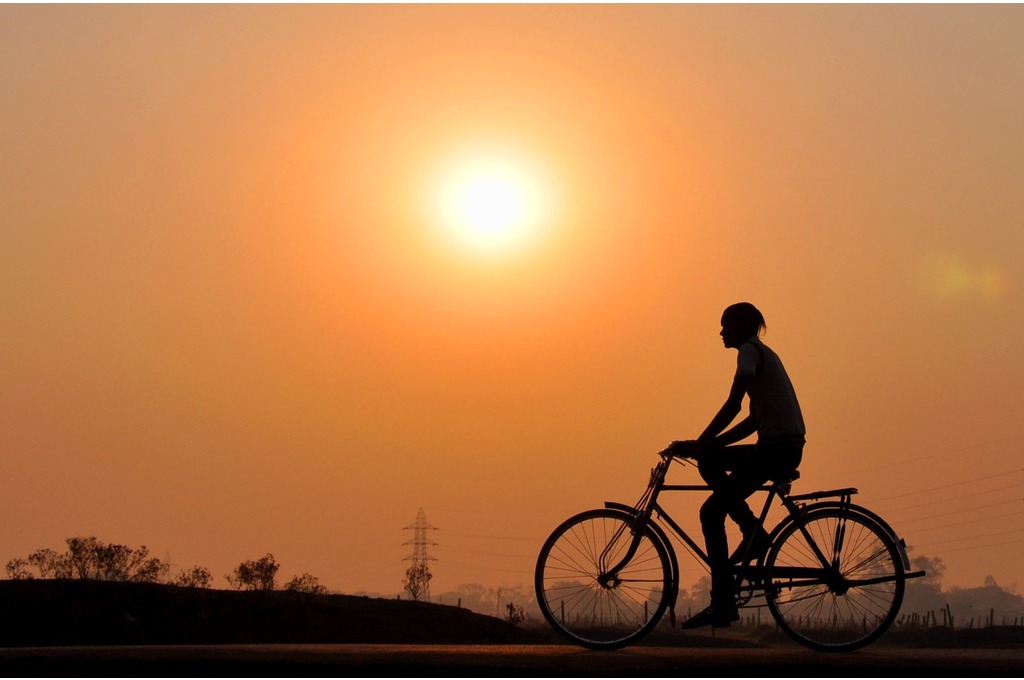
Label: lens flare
xmin=913 ymin=252 xmax=1008 ymax=301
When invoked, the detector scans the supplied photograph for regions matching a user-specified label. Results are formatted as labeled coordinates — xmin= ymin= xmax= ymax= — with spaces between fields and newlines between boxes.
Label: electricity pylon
xmin=402 ymin=507 xmax=438 ymax=601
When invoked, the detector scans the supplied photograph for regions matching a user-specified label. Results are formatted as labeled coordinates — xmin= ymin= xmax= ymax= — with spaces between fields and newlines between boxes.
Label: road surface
xmin=2 ymin=643 xmax=1022 ymax=676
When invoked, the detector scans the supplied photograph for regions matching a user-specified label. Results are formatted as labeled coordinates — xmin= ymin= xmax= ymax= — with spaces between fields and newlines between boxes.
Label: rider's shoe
xmin=680 ymin=605 xmax=740 ymax=629
xmin=730 ymin=528 xmax=772 ymax=564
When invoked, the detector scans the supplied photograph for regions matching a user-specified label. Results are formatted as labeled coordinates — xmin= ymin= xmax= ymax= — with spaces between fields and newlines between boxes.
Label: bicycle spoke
xmin=536 ymin=510 xmax=672 ymax=649
xmin=765 ymin=508 xmax=904 ymax=652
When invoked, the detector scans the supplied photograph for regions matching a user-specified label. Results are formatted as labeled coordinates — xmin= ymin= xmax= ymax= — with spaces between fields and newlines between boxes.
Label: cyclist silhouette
xmin=666 ymin=302 xmax=805 ymax=628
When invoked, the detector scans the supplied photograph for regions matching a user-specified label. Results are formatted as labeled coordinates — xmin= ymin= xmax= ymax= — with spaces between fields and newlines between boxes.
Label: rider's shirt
xmin=736 ymin=337 xmax=806 ymax=440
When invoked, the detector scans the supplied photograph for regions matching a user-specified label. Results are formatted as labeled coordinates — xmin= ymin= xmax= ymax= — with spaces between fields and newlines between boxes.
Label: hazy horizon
xmin=1 ymin=4 xmax=1022 ymax=599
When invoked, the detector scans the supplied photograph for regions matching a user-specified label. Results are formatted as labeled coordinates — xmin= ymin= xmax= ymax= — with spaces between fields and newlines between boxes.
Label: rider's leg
xmin=688 ymin=449 xmax=775 ymax=628
xmin=694 ymin=493 xmax=739 ymax=624
xmin=725 ymin=440 xmax=804 ymax=561
xmin=698 ymin=467 xmax=766 ymax=613
xmin=698 ymin=446 xmax=766 ymax=536
xmin=689 ymin=490 xmax=744 ymax=627
xmin=697 ymin=492 xmax=730 ymax=578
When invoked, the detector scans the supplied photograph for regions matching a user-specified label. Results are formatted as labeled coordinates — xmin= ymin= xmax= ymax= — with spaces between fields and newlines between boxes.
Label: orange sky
xmin=1 ymin=4 xmax=1022 ymax=597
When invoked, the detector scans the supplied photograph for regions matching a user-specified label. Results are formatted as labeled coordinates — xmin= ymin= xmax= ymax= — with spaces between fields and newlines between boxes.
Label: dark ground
xmin=1 ymin=644 xmax=1023 ymax=677
xmin=0 ymin=580 xmax=538 ymax=647
xmin=1 ymin=580 xmax=1022 ymax=676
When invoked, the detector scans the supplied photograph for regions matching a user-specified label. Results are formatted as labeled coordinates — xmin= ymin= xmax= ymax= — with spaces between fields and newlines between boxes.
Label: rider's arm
xmin=715 ymin=413 xmax=757 ymax=446
xmin=697 ymin=374 xmax=754 ymax=446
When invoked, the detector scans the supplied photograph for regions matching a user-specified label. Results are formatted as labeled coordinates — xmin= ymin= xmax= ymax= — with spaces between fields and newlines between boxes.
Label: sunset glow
xmin=1 ymin=4 xmax=1022 ymax=609
xmin=434 ymin=155 xmax=547 ymax=258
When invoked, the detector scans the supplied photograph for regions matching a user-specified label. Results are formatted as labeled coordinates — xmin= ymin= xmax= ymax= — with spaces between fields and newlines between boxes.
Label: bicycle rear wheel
xmin=535 ymin=509 xmax=672 ymax=650
xmin=765 ymin=507 xmax=905 ymax=652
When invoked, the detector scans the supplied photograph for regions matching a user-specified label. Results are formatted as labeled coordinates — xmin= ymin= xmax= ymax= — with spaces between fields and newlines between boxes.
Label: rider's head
xmin=720 ymin=302 xmax=766 ymax=349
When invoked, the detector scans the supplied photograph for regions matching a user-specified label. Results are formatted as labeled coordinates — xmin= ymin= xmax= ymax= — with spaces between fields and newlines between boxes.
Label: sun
xmin=433 ymin=156 xmax=545 ymax=257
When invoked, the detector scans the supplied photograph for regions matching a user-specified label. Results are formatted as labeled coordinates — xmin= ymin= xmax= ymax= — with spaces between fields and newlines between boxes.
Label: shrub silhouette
xmin=403 ymin=563 xmax=432 ymax=601
xmin=284 ymin=572 xmax=328 ymax=594
xmin=226 ymin=553 xmax=279 ymax=591
xmin=7 ymin=537 xmax=168 ymax=583
xmin=173 ymin=565 xmax=213 ymax=589
xmin=504 ymin=601 xmax=526 ymax=626
xmin=6 ymin=540 xmax=327 ymax=594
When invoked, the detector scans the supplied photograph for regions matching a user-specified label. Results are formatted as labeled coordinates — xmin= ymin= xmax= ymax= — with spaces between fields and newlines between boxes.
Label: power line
xmin=889 ymin=497 xmax=1022 ymax=523
xmin=447 ymin=545 xmax=534 ymax=560
xmin=899 ymin=510 xmax=1024 ymax=533
xmin=877 ymin=483 xmax=1024 ymax=513
xmin=910 ymin=537 xmax=1024 ymax=555
xmin=909 ymin=528 xmax=1024 ymax=549
xmin=874 ymin=468 xmax=1024 ymax=502
xmin=818 ymin=432 xmax=1024 ymax=481
xmin=441 ymin=560 xmax=533 ymax=576
xmin=444 ymin=531 xmax=537 ymax=542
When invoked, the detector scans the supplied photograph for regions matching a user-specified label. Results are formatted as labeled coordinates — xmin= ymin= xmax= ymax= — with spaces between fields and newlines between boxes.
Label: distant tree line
xmin=433 ymin=582 xmax=536 ymax=623
xmin=4 ymin=537 xmax=327 ymax=594
xmin=433 ymin=553 xmax=1024 ymax=631
xmin=899 ymin=553 xmax=1024 ymax=628
xmin=225 ymin=552 xmax=327 ymax=594
xmin=671 ymin=553 xmax=1024 ymax=630
xmin=5 ymin=537 xmax=180 ymax=585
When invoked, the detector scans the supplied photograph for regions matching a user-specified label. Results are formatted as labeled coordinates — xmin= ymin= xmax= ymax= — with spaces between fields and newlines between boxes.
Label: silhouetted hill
xmin=0 ymin=580 xmax=543 ymax=647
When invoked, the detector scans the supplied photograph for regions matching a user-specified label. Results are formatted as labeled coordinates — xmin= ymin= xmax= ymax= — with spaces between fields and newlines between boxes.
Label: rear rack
xmin=788 ymin=487 xmax=859 ymax=502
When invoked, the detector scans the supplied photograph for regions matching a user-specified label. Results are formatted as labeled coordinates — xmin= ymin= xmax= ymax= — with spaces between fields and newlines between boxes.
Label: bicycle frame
xmin=535 ymin=452 xmax=927 ymax=652
xmin=600 ymin=455 xmax=923 ymax=615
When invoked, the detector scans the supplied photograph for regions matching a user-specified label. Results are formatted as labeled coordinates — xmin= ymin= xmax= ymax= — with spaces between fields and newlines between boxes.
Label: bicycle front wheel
xmin=765 ymin=507 xmax=905 ymax=652
xmin=535 ymin=509 xmax=672 ymax=650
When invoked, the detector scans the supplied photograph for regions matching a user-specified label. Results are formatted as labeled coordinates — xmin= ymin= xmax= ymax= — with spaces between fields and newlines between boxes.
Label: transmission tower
xmin=402 ymin=507 xmax=439 ymax=601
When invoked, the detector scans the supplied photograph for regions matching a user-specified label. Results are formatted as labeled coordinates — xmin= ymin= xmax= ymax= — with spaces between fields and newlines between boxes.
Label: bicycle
xmin=535 ymin=450 xmax=926 ymax=652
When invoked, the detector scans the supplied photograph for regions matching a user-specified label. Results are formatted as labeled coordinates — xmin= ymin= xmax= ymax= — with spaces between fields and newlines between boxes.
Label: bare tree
xmin=904 ymin=553 xmax=946 ymax=613
xmin=128 ymin=550 xmax=171 ymax=584
xmin=27 ymin=548 xmax=71 ymax=579
xmin=403 ymin=563 xmax=432 ymax=601
xmin=63 ymin=537 xmax=168 ymax=582
xmin=173 ymin=565 xmax=213 ymax=589
xmin=226 ymin=554 xmax=279 ymax=591
xmin=65 ymin=537 xmax=103 ymax=578
xmin=5 ymin=558 xmax=33 ymax=580
xmin=504 ymin=601 xmax=526 ymax=626
xmin=284 ymin=573 xmax=328 ymax=594
xmin=9 ymin=538 xmax=168 ymax=582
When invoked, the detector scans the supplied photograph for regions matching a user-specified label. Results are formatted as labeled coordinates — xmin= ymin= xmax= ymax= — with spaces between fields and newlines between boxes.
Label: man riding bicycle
xmin=665 ymin=302 xmax=805 ymax=629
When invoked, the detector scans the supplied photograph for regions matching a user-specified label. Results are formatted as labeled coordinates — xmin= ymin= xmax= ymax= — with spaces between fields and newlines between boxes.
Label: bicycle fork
xmin=596 ymin=522 xmax=639 ymax=589
xmin=598 ymin=505 xmax=660 ymax=586
xmin=598 ymin=459 xmax=670 ymax=587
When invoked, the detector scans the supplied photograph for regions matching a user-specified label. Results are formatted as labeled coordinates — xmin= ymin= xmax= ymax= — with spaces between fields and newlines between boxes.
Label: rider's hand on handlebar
xmin=663 ymin=440 xmax=704 ymax=461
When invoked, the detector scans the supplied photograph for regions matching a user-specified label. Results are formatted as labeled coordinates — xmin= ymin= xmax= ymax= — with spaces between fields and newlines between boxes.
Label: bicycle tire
xmin=535 ymin=508 xmax=673 ymax=650
xmin=780 ymin=501 xmax=911 ymax=568
xmin=764 ymin=507 xmax=905 ymax=652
